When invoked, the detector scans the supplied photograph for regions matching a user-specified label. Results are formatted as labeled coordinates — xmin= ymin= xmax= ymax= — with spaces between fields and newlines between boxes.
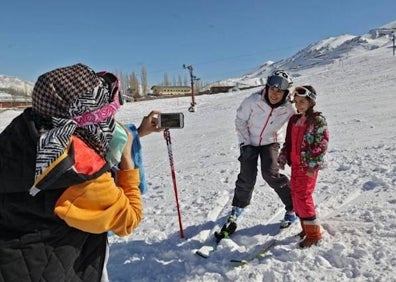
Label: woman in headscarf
xmin=0 ymin=63 xmax=160 ymax=281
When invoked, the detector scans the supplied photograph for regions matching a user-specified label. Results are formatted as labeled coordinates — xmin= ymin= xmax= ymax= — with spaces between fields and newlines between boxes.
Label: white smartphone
xmin=158 ymin=113 xmax=184 ymax=129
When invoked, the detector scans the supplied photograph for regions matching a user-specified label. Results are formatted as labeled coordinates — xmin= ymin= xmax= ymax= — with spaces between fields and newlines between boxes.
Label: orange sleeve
xmin=54 ymin=169 xmax=142 ymax=237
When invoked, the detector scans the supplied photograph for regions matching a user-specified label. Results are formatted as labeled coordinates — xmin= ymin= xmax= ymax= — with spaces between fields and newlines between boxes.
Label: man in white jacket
xmin=215 ymin=70 xmax=297 ymax=241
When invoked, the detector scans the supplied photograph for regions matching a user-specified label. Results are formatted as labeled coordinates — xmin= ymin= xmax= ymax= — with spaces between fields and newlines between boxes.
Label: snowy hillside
xmin=1 ymin=21 xmax=396 ymax=282
xmin=0 ymin=74 xmax=34 ymax=95
xmin=106 ymin=41 xmax=396 ymax=281
xmin=230 ymin=21 xmax=396 ymax=87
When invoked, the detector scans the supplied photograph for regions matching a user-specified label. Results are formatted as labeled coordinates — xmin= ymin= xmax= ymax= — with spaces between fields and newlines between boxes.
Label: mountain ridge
xmin=1 ymin=20 xmax=395 ymax=94
xmin=223 ymin=20 xmax=396 ymax=86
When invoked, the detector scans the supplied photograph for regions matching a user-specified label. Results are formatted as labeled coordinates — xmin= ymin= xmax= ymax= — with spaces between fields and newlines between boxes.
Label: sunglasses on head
xmin=293 ymin=87 xmax=317 ymax=101
xmin=97 ymin=71 xmax=124 ymax=106
xmin=72 ymin=72 xmax=123 ymax=127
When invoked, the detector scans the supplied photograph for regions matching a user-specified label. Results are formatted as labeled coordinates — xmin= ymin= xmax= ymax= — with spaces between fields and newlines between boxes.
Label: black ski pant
xmin=231 ymin=143 xmax=293 ymax=211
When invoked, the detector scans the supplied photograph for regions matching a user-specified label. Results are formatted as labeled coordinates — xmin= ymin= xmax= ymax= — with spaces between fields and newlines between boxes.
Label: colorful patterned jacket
xmin=279 ymin=112 xmax=329 ymax=170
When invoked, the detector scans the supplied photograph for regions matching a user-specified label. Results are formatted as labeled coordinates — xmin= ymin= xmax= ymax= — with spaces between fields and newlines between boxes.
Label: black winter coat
xmin=0 ymin=109 xmax=108 ymax=282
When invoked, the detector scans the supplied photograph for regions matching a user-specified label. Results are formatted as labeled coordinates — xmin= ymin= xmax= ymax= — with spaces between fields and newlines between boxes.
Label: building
xmin=0 ymin=92 xmax=31 ymax=108
xmin=209 ymin=85 xmax=236 ymax=94
xmin=150 ymin=85 xmax=191 ymax=96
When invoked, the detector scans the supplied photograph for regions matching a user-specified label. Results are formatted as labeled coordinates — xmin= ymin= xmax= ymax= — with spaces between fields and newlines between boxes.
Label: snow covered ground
xmin=1 ymin=30 xmax=396 ymax=282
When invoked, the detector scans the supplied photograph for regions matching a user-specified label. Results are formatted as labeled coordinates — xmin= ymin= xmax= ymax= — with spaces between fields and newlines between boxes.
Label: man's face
xmin=268 ymin=86 xmax=286 ymax=104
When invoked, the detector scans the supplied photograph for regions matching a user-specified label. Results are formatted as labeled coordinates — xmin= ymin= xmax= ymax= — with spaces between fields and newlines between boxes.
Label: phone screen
xmin=159 ymin=113 xmax=184 ymax=129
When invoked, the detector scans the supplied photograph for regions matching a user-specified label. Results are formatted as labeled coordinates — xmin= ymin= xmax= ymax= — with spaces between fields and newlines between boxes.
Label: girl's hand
xmin=306 ymin=168 xmax=316 ymax=178
xmin=277 ymin=155 xmax=287 ymax=170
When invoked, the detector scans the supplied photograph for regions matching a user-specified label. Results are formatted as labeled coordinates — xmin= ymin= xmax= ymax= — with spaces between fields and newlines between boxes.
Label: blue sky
xmin=1 ymin=0 xmax=395 ymax=86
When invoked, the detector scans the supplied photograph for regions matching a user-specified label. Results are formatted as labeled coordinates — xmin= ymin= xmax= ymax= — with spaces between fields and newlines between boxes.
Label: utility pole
xmin=183 ymin=64 xmax=200 ymax=112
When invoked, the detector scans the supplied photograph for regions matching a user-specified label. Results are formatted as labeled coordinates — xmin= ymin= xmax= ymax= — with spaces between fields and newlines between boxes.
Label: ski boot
xmin=280 ymin=210 xmax=297 ymax=229
xmin=214 ymin=206 xmax=244 ymax=242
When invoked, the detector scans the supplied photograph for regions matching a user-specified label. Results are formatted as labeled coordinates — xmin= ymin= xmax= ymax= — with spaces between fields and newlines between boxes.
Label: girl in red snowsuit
xmin=278 ymin=85 xmax=329 ymax=248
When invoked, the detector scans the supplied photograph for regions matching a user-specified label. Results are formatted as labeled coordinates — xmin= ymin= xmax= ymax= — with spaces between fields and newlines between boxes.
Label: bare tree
xmin=177 ymin=75 xmax=183 ymax=86
xmin=129 ymin=72 xmax=140 ymax=101
xmin=163 ymin=73 xmax=170 ymax=86
xmin=140 ymin=66 xmax=148 ymax=96
xmin=114 ymin=70 xmax=129 ymax=97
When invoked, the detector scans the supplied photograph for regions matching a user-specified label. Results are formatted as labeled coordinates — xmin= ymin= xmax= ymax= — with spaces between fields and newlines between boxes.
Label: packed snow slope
xmin=1 ymin=25 xmax=396 ymax=282
xmin=109 ymin=36 xmax=396 ymax=282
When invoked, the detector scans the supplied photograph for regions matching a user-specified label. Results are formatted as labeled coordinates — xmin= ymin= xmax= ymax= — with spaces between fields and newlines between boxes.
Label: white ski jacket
xmin=235 ymin=90 xmax=296 ymax=146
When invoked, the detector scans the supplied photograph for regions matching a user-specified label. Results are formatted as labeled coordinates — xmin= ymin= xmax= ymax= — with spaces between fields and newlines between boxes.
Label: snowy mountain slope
xmin=102 ymin=40 xmax=396 ymax=281
xmin=0 ymin=74 xmax=34 ymax=95
xmin=232 ymin=21 xmax=396 ymax=87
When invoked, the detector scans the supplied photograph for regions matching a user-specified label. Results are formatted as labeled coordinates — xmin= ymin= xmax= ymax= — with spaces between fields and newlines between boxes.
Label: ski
xmin=195 ymin=228 xmax=235 ymax=258
xmin=229 ymin=226 xmax=301 ymax=267
xmin=195 ymin=217 xmax=238 ymax=259
xmin=195 ymin=213 xmax=297 ymax=259
xmin=195 ymin=231 xmax=228 ymax=258
xmin=227 ymin=219 xmax=298 ymax=266
xmin=230 ymin=238 xmax=277 ymax=266
xmin=195 ymin=243 xmax=217 ymax=258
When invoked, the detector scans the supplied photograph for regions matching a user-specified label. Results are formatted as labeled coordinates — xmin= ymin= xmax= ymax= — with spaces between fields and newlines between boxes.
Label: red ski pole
xmin=163 ymin=129 xmax=185 ymax=238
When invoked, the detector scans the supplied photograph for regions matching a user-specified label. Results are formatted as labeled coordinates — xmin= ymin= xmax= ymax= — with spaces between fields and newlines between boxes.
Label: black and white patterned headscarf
xmin=31 ymin=63 xmax=119 ymax=193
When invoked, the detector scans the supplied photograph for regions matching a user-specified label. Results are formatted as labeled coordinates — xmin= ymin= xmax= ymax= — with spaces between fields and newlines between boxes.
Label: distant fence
xmin=0 ymin=101 xmax=31 ymax=109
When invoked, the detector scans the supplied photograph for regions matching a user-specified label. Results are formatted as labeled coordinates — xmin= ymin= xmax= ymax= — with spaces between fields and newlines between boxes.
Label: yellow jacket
xmin=54 ymin=136 xmax=143 ymax=237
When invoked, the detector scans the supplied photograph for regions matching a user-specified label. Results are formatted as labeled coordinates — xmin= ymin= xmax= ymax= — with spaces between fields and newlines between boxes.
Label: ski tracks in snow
xmin=292 ymin=144 xmax=396 ymax=281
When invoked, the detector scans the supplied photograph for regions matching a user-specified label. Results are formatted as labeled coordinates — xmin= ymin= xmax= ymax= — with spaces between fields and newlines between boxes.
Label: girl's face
xmin=268 ymin=86 xmax=286 ymax=104
xmin=294 ymin=96 xmax=312 ymax=115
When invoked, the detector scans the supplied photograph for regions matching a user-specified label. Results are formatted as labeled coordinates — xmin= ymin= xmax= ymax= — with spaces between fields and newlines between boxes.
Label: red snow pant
xmin=290 ymin=166 xmax=318 ymax=219
xmin=290 ymin=121 xmax=318 ymax=219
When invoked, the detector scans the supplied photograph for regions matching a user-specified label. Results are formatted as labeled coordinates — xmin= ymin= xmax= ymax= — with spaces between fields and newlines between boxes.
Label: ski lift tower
xmin=183 ymin=64 xmax=200 ymax=112
xmin=377 ymin=27 xmax=396 ymax=56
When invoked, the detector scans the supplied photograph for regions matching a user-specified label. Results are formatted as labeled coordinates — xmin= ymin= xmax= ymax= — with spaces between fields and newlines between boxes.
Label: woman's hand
xmin=138 ymin=110 xmax=163 ymax=137
xmin=118 ymin=122 xmax=134 ymax=170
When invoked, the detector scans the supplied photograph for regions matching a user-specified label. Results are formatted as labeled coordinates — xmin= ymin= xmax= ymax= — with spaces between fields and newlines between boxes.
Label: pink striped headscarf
xmin=31 ymin=64 xmax=122 ymax=188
